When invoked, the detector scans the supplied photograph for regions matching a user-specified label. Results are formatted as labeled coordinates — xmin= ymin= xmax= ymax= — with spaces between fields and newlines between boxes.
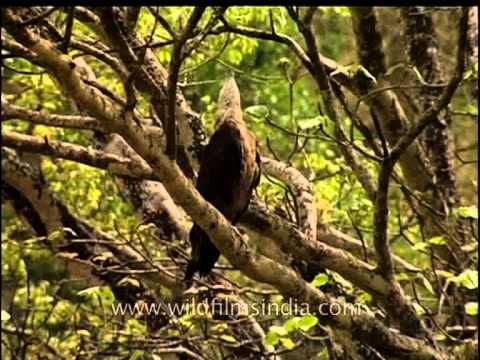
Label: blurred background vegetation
xmin=1 ymin=6 xmax=477 ymax=359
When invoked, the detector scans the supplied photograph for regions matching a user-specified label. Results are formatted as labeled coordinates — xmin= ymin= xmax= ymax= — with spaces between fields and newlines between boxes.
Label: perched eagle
xmin=185 ymin=78 xmax=261 ymax=280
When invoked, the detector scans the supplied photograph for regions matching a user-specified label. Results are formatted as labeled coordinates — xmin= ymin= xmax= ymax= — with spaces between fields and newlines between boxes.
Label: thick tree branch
xmin=400 ymin=7 xmax=471 ymax=270
xmin=373 ymin=159 xmax=396 ymax=281
xmin=2 ymin=100 xmax=103 ymax=131
xmin=261 ymin=157 xmax=317 ymax=243
xmin=391 ymin=8 xmax=469 ymax=163
xmin=2 ymin=147 xmax=177 ymax=299
xmin=466 ymin=7 xmax=478 ymax=71
xmin=2 ymin=35 xmax=40 ymax=62
xmin=350 ymin=7 xmax=387 ymax=83
xmin=401 ymin=7 xmax=458 ymax=209
xmin=70 ymin=38 xmax=129 ymax=81
xmin=2 ymin=130 xmax=156 ymax=180
xmin=97 ymin=7 xmax=206 ymax=173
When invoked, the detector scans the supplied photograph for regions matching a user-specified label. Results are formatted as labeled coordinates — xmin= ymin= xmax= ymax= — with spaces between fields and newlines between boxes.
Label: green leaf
xmin=395 ymin=272 xmax=410 ymax=281
xmin=463 ymin=64 xmax=478 ymax=80
xmin=412 ymin=302 xmax=426 ymax=316
xmin=265 ymin=331 xmax=279 ymax=346
xmin=435 ymin=270 xmax=455 ymax=279
xmin=269 ymin=325 xmax=288 ymax=336
xmin=212 ymin=323 xmax=228 ymax=333
xmin=118 ymin=277 xmax=141 ymax=288
xmin=412 ymin=242 xmax=429 ymax=251
xmin=98 ymin=286 xmax=115 ymax=303
xmin=284 ymin=317 xmax=300 ymax=333
xmin=312 ymin=273 xmax=329 ymax=288
xmin=129 ymin=350 xmax=145 ymax=360
xmin=427 ymin=236 xmax=447 ymax=245
xmin=331 ymin=7 xmax=351 ymax=16
xmin=325 ymin=149 xmax=336 ymax=159
xmin=78 ymin=286 xmax=101 ymax=297
xmin=461 ymin=241 xmax=478 ymax=252
xmin=227 ymin=48 xmax=243 ymax=64
xmin=245 ymin=105 xmax=269 ymax=121
xmin=1 ymin=310 xmax=11 ymax=322
xmin=298 ymin=116 xmax=323 ymax=130
xmin=455 ymin=206 xmax=478 ymax=219
xmin=297 ymin=314 xmax=318 ymax=332
xmin=317 ymin=347 xmax=329 ymax=360
xmin=358 ymin=291 xmax=373 ymax=304
xmin=179 ymin=314 xmax=193 ymax=327
xmin=465 ymin=302 xmax=478 ymax=316
xmin=451 ymin=269 xmax=478 ymax=290
xmin=47 ymin=230 xmax=63 ymax=242
xmin=77 ymin=329 xmax=91 ymax=338
xmin=279 ymin=57 xmax=290 ymax=68
xmin=220 ymin=335 xmax=237 ymax=343
xmin=418 ymin=274 xmax=435 ymax=295
xmin=280 ymin=337 xmax=296 ymax=350
xmin=78 ymin=286 xmax=115 ymax=303
xmin=464 ymin=69 xmax=473 ymax=80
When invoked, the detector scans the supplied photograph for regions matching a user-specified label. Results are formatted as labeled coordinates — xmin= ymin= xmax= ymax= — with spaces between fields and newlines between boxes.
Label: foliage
xmin=1 ymin=6 xmax=478 ymax=360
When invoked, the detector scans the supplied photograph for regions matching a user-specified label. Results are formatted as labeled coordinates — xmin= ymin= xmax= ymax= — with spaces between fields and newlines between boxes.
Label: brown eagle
xmin=185 ymin=78 xmax=261 ymax=280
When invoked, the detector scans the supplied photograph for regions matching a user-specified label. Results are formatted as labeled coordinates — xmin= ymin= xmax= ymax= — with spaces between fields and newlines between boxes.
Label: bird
xmin=185 ymin=77 xmax=261 ymax=281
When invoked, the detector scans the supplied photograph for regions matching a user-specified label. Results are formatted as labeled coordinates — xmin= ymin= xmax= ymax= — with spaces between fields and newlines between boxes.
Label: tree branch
xmin=2 ymin=100 xmax=103 ymax=131
xmin=2 ymin=130 xmax=156 ymax=180
xmin=98 ymin=7 xmax=205 ymax=174
xmin=261 ymin=157 xmax=317 ymax=243
xmin=390 ymin=7 xmax=469 ymax=163
xmin=2 ymin=147 xmax=177 ymax=297
xmin=288 ymin=8 xmax=436 ymax=343
xmin=165 ymin=7 xmax=205 ymax=159
xmin=350 ymin=7 xmax=387 ymax=82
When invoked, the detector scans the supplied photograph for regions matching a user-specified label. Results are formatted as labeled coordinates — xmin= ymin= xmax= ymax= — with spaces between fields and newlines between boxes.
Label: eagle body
xmin=185 ymin=79 xmax=260 ymax=280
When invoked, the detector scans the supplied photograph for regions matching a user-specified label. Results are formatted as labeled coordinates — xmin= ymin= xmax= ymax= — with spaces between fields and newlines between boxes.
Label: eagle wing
xmin=196 ymin=122 xmax=244 ymax=218
xmin=185 ymin=122 xmax=246 ymax=280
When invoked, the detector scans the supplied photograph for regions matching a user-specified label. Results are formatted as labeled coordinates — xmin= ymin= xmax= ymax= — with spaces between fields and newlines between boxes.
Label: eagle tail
xmin=184 ymin=224 xmax=220 ymax=281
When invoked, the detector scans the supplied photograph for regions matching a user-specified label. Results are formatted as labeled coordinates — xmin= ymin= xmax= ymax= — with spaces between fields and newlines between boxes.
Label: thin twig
xmin=165 ymin=7 xmax=206 ymax=159
xmin=60 ymin=7 xmax=75 ymax=54
xmin=20 ymin=7 xmax=58 ymax=26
